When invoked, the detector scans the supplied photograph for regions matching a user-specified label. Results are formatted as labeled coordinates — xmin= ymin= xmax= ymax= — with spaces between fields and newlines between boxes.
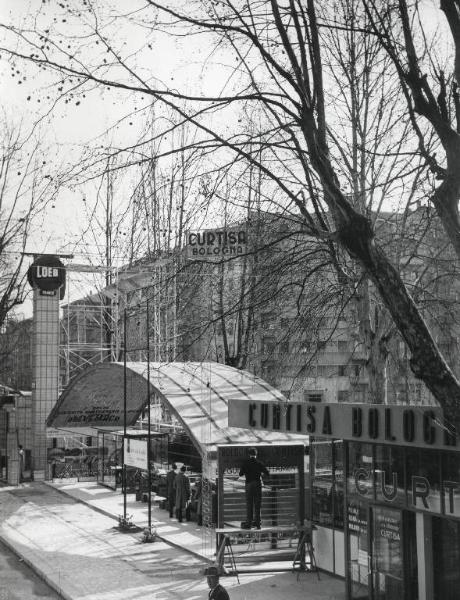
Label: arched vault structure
xmin=47 ymin=362 xmax=305 ymax=459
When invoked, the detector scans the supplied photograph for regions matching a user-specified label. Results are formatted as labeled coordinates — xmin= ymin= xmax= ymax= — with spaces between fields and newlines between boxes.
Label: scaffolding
xmin=59 ymin=258 xmax=179 ymax=390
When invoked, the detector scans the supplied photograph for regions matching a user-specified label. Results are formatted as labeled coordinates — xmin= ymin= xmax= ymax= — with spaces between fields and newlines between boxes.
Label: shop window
xmin=374 ymin=445 xmax=406 ymax=507
xmin=311 ymin=440 xmax=333 ymax=526
xmin=441 ymin=453 xmax=460 ymax=517
xmin=347 ymin=498 xmax=370 ymax=597
xmin=347 ymin=442 xmax=374 ymax=500
xmin=433 ymin=517 xmax=460 ymax=600
xmin=406 ymin=447 xmax=441 ymax=513
xmin=311 ymin=440 xmax=344 ymax=531
xmin=333 ymin=441 xmax=344 ymax=529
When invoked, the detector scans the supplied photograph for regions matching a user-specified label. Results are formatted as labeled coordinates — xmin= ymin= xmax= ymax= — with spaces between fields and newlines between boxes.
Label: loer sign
xmin=27 ymin=255 xmax=66 ymax=298
xmin=185 ymin=228 xmax=248 ymax=260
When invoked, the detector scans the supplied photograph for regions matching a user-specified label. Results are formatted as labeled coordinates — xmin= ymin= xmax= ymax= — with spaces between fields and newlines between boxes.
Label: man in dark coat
xmin=239 ymin=447 xmax=269 ymax=529
xmin=166 ymin=463 xmax=177 ymax=518
xmin=174 ymin=465 xmax=191 ymax=523
xmin=205 ymin=566 xmax=230 ymax=600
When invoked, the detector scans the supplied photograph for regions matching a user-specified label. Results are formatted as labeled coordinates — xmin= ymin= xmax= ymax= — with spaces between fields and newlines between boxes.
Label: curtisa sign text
xmin=228 ymin=400 xmax=457 ymax=451
xmin=186 ymin=229 xmax=248 ymax=260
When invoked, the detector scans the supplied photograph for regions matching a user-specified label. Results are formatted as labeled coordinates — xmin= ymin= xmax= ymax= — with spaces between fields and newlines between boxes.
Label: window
xmin=304 ymin=390 xmax=323 ymax=402
xmin=338 ymin=340 xmax=348 ymax=352
xmin=280 ymin=341 xmax=289 ymax=354
xmin=280 ymin=317 xmax=290 ymax=329
xmin=351 ymin=384 xmax=368 ymax=403
xmin=260 ymin=312 xmax=273 ymax=329
xmin=317 ymin=340 xmax=327 ymax=351
xmin=261 ymin=361 xmax=276 ymax=380
xmin=338 ymin=365 xmax=346 ymax=377
xmin=262 ymin=336 xmax=276 ymax=354
xmin=299 ymin=342 xmax=312 ymax=354
xmin=317 ymin=365 xmax=329 ymax=377
xmin=337 ymin=390 xmax=350 ymax=402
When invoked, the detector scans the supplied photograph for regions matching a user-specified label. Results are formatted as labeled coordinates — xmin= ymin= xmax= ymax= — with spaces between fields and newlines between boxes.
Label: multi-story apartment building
xmin=0 ymin=316 xmax=33 ymax=391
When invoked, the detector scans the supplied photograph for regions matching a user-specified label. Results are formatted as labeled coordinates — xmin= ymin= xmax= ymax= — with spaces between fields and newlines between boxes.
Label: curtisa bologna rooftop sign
xmin=228 ymin=400 xmax=459 ymax=451
xmin=185 ymin=227 xmax=248 ymax=260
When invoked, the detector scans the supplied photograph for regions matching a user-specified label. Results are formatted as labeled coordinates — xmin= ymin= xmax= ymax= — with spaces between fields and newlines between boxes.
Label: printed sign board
xmin=123 ymin=437 xmax=148 ymax=470
xmin=47 ymin=363 xmax=147 ymax=428
xmin=27 ymin=254 xmax=66 ymax=299
xmin=228 ymin=400 xmax=457 ymax=451
xmin=185 ymin=227 xmax=248 ymax=261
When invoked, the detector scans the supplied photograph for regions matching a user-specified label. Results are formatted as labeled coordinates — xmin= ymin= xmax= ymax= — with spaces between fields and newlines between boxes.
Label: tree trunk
xmin=339 ymin=212 xmax=460 ymax=426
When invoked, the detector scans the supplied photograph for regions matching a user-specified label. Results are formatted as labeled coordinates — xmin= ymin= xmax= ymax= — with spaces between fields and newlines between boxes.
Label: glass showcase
xmin=310 ymin=438 xmax=460 ymax=600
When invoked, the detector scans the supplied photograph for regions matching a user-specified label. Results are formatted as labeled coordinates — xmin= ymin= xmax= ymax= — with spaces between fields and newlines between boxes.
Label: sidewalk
xmin=0 ymin=481 xmax=346 ymax=600
xmin=48 ymin=479 xmax=215 ymax=561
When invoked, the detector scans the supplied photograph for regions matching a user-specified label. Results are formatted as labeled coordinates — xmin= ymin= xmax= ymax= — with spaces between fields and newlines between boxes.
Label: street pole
xmin=146 ymin=298 xmax=152 ymax=531
xmin=123 ymin=308 xmax=127 ymax=521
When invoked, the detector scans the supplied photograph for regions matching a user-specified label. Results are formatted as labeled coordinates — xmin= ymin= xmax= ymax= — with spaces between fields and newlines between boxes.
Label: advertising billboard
xmin=185 ymin=227 xmax=248 ymax=261
xmin=228 ymin=400 xmax=456 ymax=451
xmin=123 ymin=437 xmax=148 ymax=470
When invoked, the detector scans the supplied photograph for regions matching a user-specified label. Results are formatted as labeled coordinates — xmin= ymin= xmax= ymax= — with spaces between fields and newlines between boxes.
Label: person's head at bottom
xmin=205 ymin=565 xmax=220 ymax=589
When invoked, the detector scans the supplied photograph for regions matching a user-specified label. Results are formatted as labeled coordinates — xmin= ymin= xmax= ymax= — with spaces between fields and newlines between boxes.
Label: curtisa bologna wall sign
xmin=27 ymin=254 xmax=66 ymax=299
xmin=228 ymin=400 xmax=459 ymax=452
xmin=185 ymin=227 xmax=248 ymax=261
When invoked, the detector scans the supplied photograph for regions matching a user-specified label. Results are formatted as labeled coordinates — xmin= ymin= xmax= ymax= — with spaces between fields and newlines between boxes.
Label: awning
xmin=47 ymin=362 xmax=306 ymax=456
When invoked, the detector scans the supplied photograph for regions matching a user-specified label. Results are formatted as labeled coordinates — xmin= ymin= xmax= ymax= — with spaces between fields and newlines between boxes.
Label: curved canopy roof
xmin=48 ymin=362 xmax=306 ymax=456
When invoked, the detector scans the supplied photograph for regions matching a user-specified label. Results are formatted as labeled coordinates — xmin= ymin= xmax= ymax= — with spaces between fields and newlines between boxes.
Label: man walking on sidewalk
xmin=174 ymin=465 xmax=190 ymax=523
xmin=166 ymin=463 xmax=177 ymax=518
xmin=205 ymin=566 xmax=230 ymax=600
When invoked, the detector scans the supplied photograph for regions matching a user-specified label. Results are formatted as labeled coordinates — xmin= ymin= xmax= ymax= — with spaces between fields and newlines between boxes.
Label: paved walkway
xmin=0 ymin=481 xmax=346 ymax=600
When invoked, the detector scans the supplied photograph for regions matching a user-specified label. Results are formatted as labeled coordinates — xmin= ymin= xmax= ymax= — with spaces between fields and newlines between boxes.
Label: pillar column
xmin=31 ymin=289 xmax=60 ymax=480
xmin=416 ymin=512 xmax=433 ymax=600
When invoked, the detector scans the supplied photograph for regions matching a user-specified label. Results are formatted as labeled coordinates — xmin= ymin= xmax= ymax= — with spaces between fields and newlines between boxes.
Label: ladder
xmin=292 ymin=529 xmax=320 ymax=580
xmin=216 ymin=534 xmax=240 ymax=583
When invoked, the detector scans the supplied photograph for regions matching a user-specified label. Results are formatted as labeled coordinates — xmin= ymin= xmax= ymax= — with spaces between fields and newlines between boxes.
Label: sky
xmin=0 ymin=0 xmax=226 ymax=316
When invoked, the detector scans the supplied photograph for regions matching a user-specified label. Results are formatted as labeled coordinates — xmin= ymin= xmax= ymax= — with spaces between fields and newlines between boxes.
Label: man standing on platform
xmin=205 ymin=566 xmax=230 ymax=600
xmin=166 ymin=463 xmax=177 ymax=518
xmin=239 ymin=447 xmax=269 ymax=529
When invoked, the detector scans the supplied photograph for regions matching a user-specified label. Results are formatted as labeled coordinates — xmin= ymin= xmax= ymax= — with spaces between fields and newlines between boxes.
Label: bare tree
xmin=3 ymin=1 xmax=460 ymax=421
xmin=0 ymin=121 xmax=58 ymax=328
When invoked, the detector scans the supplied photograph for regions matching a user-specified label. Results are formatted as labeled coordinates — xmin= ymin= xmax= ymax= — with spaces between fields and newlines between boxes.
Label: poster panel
xmin=123 ymin=437 xmax=148 ymax=470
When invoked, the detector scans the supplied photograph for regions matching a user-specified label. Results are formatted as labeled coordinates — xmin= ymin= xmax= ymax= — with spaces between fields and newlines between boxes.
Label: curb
xmin=0 ymin=528 xmax=69 ymax=600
